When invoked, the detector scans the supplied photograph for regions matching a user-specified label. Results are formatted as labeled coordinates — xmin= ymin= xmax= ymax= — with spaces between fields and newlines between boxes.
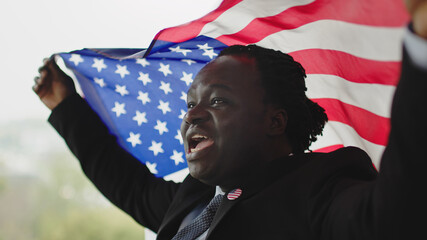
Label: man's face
xmin=180 ymin=55 xmax=271 ymax=189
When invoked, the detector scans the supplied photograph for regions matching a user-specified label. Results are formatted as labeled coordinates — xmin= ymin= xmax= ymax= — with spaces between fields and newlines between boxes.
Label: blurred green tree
xmin=0 ymin=120 xmax=145 ymax=240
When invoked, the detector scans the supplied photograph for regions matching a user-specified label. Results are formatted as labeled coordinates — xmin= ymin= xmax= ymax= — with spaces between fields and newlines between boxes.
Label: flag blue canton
xmin=60 ymin=36 xmax=228 ymax=177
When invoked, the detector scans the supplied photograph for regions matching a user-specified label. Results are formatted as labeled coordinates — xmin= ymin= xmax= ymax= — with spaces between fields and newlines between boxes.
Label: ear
xmin=267 ymin=108 xmax=287 ymax=136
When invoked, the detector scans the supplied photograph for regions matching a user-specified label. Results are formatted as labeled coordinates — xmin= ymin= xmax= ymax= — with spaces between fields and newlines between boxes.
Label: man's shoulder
xmin=307 ymin=146 xmax=371 ymax=163
xmin=296 ymin=146 xmax=378 ymax=180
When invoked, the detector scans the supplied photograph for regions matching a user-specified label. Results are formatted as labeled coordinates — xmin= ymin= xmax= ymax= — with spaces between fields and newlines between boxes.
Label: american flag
xmin=59 ymin=0 xmax=409 ymax=179
xmin=227 ymin=188 xmax=243 ymax=200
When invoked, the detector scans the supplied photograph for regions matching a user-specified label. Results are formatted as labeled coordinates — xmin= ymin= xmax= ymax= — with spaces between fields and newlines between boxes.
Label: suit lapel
xmin=206 ymin=181 xmax=266 ymax=239
xmin=158 ymin=154 xmax=307 ymax=239
xmin=206 ymin=154 xmax=307 ymax=239
xmin=206 ymin=189 xmax=243 ymax=238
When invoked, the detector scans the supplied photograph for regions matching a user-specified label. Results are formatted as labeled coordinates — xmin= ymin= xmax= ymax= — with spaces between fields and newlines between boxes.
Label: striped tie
xmin=172 ymin=194 xmax=223 ymax=240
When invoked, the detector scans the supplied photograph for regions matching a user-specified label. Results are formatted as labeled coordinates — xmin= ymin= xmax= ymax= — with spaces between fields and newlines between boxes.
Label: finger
xmin=40 ymin=69 xmax=48 ymax=79
xmin=413 ymin=1 xmax=427 ymax=39
xmin=34 ymin=76 xmax=41 ymax=84
xmin=32 ymin=82 xmax=43 ymax=95
xmin=32 ymin=83 xmax=39 ymax=93
xmin=45 ymin=57 xmax=62 ymax=74
xmin=38 ymin=65 xmax=48 ymax=73
xmin=33 ymin=75 xmax=45 ymax=94
xmin=406 ymin=0 xmax=426 ymax=15
xmin=34 ymin=71 xmax=48 ymax=84
xmin=46 ymin=58 xmax=74 ymax=83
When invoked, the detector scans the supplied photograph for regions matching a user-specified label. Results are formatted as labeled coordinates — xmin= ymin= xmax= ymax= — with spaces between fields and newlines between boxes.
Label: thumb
xmin=47 ymin=55 xmax=76 ymax=89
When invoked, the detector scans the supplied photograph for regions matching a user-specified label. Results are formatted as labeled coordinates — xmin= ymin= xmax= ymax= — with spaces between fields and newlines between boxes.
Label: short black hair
xmin=219 ymin=44 xmax=328 ymax=153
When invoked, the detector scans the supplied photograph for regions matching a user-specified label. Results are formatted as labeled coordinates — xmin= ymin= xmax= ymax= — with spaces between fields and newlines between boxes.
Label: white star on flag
xmin=159 ymin=81 xmax=173 ymax=95
xmin=115 ymin=84 xmax=129 ymax=96
xmin=111 ymin=102 xmax=126 ymax=117
xmin=133 ymin=111 xmax=148 ymax=126
xmin=180 ymin=72 xmax=193 ymax=86
xmin=179 ymin=109 xmax=186 ymax=119
xmin=115 ymin=64 xmax=130 ymax=78
xmin=175 ymin=130 xmax=183 ymax=145
xmin=170 ymin=150 xmax=184 ymax=165
xmin=148 ymin=141 xmax=164 ymax=156
xmin=137 ymin=91 xmax=151 ymax=105
xmin=127 ymin=132 xmax=142 ymax=147
xmin=136 ymin=58 xmax=150 ymax=67
xmin=94 ymin=78 xmax=106 ymax=87
xmin=146 ymin=162 xmax=158 ymax=174
xmin=180 ymin=92 xmax=187 ymax=102
xmin=158 ymin=63 xmax=172 ymax=76
xmin=92 ymin=58 xmax=107 ymax=72
xmin=202 ymin=49 xmax=218 ymax=59
xmin=182 ymin=59 xmax=196 ymax=65
xmin=158 ymin=100 xmax=171 ymax=115
xmin=154 ymin=120 xmax=168 ymax=135
xmin=138 ymin=72 xmax=152 ymax=86
xmin=197 ymin=43 xmax=213 ymax=50
xmin=69 ymin=54 xmax=84 ymax=66
xmin=169 ymin=46 xmax=192 ymax=56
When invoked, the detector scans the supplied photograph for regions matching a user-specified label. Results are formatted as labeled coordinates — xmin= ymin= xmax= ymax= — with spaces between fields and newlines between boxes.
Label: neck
xmin=264 ymin=138 xmax=293 ymax=163
xmin=219 ymin=152 xmax=294 ymax=192
xmin=217 ymin=140 xmax=293 ymax=192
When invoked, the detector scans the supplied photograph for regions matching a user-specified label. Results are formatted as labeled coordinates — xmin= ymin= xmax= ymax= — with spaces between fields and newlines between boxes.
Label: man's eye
xmin=211 ymin=98 xmax=225 ymax=105
xmin=187 ymin=102 xmax=195 ymax=109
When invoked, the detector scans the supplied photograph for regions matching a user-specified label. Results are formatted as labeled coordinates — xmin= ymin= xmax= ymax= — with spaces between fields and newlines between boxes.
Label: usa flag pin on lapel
xmin=227 ymin=188 xmax=242 ymax=200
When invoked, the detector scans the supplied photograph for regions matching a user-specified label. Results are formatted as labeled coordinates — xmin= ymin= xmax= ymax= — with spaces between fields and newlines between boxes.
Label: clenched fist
xmin=33 ymin=56 xmax=76 ymax=110
xmin=405 ymin=0 xmax=427 ymax=39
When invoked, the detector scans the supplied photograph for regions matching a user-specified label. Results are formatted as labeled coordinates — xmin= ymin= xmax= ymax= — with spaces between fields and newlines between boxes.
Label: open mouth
xmin=189 ymin=134 xmax=214 ymax=153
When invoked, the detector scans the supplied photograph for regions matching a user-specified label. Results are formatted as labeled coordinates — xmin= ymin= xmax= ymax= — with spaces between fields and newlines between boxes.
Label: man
xmin=33 ymin=1 xmax=427 ymax=239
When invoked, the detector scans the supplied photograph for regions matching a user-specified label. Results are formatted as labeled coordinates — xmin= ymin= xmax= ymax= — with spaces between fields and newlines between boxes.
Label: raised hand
xmin=33 ymin=56 xmax=76 ymax=110
xmin=405 ymin=0 xmax=427 ymax=39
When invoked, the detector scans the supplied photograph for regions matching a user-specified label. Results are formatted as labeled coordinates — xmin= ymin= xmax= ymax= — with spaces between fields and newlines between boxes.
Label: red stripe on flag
xmin=313 ymin=98 xmax=390 ymax=146
xmin=155 ymin=0 xmax=243 ymax=43
xmin=216 ymin=0 xmax=409 ymax=46
xmin=290 ymin=49 xmax=401 ymax=85
xmin=313 ymin=144 xmax=344 ymax=153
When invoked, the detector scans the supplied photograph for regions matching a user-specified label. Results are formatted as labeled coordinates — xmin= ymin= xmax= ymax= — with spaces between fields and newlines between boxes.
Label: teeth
xmin=190 ymin=146 xmax=204 ymax=153
xmin=189 ymin=134 xmax=210 ymax=153
xmin=190 ymin=148 xmax=200 ymax=153
xmin=191 ymin=134 xmax=208 ymax=140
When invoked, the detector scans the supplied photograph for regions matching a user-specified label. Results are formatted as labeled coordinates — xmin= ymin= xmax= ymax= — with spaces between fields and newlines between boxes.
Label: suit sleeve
xmin=373 ymin=42 xmax=427 ymax=239
xmin=48 ymin=93 xmax=180 ymax=232
xmin=319 ymin=40 xmax=427 ymax=240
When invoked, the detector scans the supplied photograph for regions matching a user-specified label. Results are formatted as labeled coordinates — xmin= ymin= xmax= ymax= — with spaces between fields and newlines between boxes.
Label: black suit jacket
xmin=49 ymin=48 xmax=427 ymax=240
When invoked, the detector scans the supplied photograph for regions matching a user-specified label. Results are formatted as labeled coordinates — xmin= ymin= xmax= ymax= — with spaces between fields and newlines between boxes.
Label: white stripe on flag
xmin=312 ymin=121 xmax=386 ymax=168
xmin=255 ymin=20 xmax=405 ymax=61
xmin=306 ymin=74 xmax=396 ymax=118
xmin=200 ymin=0 xmax=315 ymax=38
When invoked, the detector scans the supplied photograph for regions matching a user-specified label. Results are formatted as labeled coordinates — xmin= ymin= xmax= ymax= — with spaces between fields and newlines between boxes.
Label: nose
xmin=184 ymin=104 xmax=210 ymax=125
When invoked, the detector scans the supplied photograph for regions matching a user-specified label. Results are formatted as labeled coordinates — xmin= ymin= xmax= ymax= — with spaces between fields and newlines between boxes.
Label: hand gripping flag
xmin=59 ymin=0 xmax=409 ymax=178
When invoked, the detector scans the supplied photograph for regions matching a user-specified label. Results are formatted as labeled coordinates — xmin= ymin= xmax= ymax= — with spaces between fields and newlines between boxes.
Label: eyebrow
xmin=209 ymin=83 xmax=233 ymax=91
xmin=187 ymin=83 xmax=233 ymax=95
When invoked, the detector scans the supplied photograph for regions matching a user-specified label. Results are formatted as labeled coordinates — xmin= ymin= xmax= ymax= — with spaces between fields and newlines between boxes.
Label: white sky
xmin=0 ymin=0 xmax=221 ymax=123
